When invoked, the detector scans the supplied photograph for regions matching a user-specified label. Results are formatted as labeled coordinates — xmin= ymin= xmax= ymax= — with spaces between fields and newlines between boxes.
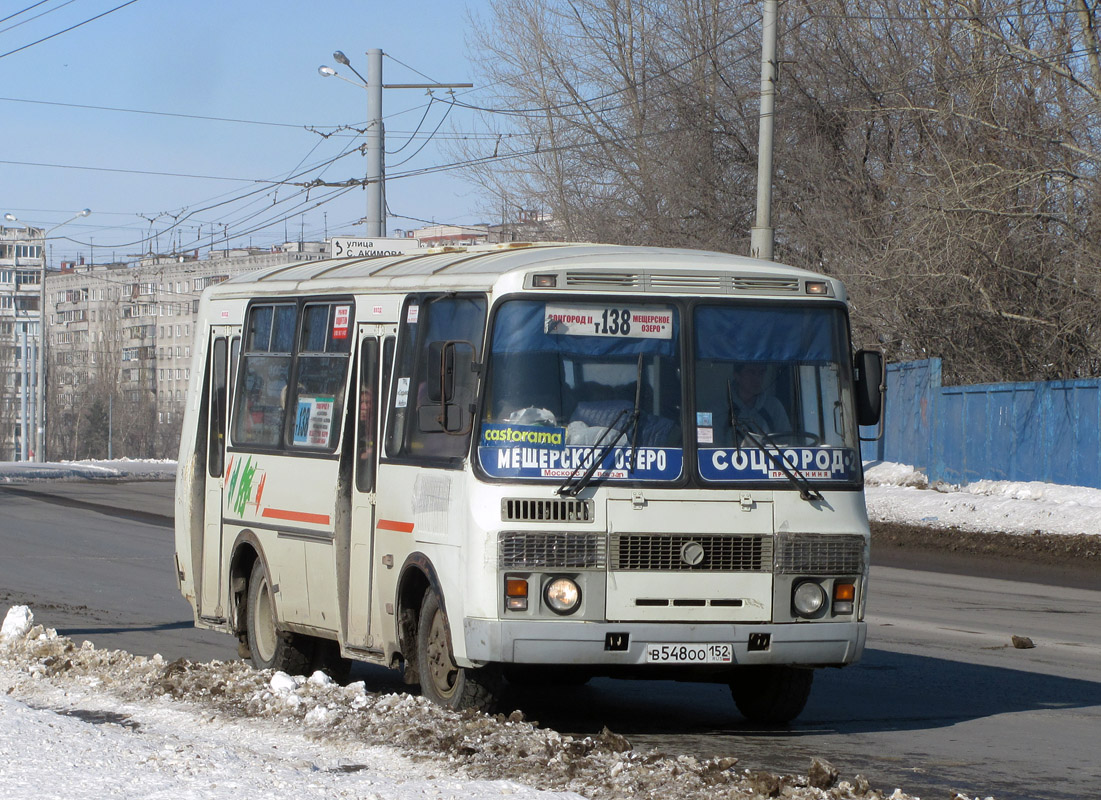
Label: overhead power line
xmin=0 ymin=0 xmax=80 ymax=35
xmin=0 ymin=0 xmax=145 ymax=60
xmin=0 ymin=95 xmax=336 ymax=129
xmin=0 ymin=158 xmax=287 ymax=184
xmin=0 ymin=0 xmax=52 ymax=26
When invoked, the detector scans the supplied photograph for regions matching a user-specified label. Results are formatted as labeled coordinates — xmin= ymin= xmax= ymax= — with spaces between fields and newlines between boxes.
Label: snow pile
xmin=865 ymin=462 xmax=1101 ymax=537
xmin=1 ymin=605 xmax=33 ymax=640
xmin=0 ymin=459 xmax=175 ymax=483
xmin=0 ymin=606 xmax=919 ymax=800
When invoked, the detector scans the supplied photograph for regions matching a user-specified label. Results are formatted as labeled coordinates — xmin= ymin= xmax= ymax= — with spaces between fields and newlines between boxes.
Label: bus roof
xmin=207 ymin=242 xmax=841 ymax=299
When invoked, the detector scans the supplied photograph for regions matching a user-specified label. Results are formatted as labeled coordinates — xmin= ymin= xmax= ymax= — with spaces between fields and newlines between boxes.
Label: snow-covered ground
xmin=864 ymin=461 xmax=1101 ymax=537
xmin=0 ymin=606 xmax=929 ymax=800
xmin=0 ymin=458 xmax=176 ymax=482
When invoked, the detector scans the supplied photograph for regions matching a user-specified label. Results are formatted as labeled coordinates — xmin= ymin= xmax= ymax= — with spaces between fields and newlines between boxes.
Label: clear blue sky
xmin=0 ymin=0 xmax=496 ymax=263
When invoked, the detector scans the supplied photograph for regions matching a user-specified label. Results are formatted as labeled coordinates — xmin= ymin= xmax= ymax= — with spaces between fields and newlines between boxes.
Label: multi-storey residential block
xmin=45 ymin=243 xmax=326 ymax=459
xmin=0 ymin=223 xmax=45 ymax=460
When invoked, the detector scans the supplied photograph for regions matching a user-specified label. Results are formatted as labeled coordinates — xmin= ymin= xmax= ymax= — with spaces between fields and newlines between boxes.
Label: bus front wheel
xmin=416 ymin=588 xmax=501 ymax=712
xmin=245 ymin=559 xmax=312 ymax=675
xmin=729 ymin=665 xmax=814 ymax=724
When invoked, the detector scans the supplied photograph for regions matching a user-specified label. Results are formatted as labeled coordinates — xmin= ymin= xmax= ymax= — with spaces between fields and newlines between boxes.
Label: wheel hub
xmin=426 ymin=608 xmax=458 ymax=698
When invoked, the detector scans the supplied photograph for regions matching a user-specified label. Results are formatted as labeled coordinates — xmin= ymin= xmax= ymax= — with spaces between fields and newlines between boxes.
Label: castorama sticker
xmin=478 ymin=424 xmax=682 ymax=480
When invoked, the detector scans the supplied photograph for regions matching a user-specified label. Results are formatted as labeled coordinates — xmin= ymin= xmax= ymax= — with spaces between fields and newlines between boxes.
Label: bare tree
xmin=461 ymin=0 xmax=1101 ymax=383
xmin=463 ymin=0 xmax=761 ymax=249
xmin=778 ymin=0 xmax=1101 ymax=381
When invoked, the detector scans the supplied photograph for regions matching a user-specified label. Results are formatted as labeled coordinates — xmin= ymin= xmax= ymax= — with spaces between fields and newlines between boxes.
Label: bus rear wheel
xmin=245 ymin=559 xmax=312 ymax=675
xmin=729 ymin=665 xmax=814 ymax=724
xmin=416 ymin=588 xmax=501 ymax=712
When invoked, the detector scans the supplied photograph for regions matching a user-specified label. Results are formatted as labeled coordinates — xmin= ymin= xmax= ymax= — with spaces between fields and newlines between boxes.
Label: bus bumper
xmin=461 ymin=618 xmax=865 ymax=668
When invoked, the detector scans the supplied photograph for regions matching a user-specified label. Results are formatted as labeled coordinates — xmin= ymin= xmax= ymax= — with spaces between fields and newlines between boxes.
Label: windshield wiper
xmin=557 ymin=354 xmax=645 ymax=497
xmin=556 ymin=408 xmax=628 ymax=497
xmin=726 ymin=381 xmax=824 ymax=503
xmin=627 ymin=353 xmax=644 ymax=471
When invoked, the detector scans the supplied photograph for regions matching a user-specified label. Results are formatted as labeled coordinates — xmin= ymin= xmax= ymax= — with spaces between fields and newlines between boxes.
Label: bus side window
xmin=232 ymin=303 xmax=296 ymax=448
xmin=386 ymin=295 xmax=486 ymax=461
xmin=356 ymin=339 xmax=380 ymax=492
xmin=286 ymin=302 xmax=353 ymax=451
xmin=207 ymin=337 xmax=228 ymax=477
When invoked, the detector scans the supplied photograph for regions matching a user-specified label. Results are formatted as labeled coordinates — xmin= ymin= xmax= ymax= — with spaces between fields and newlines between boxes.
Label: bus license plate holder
xmin=645 ymin=643 xmax=732 ymax=664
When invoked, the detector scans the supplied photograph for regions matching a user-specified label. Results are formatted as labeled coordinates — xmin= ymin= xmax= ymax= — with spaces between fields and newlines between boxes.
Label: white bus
xmin=174 ymin=242 xmax=883 ymax=722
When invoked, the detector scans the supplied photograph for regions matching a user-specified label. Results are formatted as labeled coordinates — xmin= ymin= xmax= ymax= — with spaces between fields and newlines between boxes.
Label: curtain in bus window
xmin=694 ymin=306 xmax=839 ymax=363
xmin=491 ymin=300 xmax=677 ymax=358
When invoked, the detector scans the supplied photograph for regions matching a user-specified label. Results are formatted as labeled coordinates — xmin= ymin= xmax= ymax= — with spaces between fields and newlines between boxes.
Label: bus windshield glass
xmin=693 ymin=303 xmax=861 ymax=485
xmin=479 ymin=299 xmax=684 ymax=482
xmin=478 ymin=299 xmax=860 ymax=487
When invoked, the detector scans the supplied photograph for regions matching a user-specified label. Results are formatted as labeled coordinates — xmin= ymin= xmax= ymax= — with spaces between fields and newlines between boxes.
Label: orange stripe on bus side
xmin=261 ymin=507 xmax=331 ymax=525
xmin=376 ymin=519 xmax=415 ymax=533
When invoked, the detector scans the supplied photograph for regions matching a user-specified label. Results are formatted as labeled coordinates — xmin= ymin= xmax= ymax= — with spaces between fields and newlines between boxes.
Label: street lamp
xmin=319 ymin=49 xmax=385 ymax=237
xmin=4 ymin=208 xmax=91 ymax=462
xmin=317 ymin=48 xmax=472 ymax=238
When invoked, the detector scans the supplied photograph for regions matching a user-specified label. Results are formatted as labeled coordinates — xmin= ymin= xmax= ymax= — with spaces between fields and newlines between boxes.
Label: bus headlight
xmin=793 ymin=581 xmax=827 ymax=618
xmin=544 ymin=577 xmax=582 ymax=615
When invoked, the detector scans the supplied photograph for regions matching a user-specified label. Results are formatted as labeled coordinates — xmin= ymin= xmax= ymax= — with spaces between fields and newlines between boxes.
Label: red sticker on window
xmin=333 ymin=305 xmax=350 ymax=339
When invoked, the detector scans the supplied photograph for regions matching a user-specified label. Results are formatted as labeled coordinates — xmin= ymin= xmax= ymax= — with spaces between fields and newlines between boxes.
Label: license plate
xmin=645 ymin=643 xmax=732 ymax=664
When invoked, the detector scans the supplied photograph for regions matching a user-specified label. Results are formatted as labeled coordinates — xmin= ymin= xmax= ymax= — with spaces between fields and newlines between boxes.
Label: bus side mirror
xmin=854 ymin=349 xmax=884 ymax=427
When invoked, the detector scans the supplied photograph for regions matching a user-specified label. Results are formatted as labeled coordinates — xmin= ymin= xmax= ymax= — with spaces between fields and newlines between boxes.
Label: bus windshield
xmin=479 ymin=299 xmax=684 ymax=482
xmin=693 ymin=303 xmax=860 ymax=485
xmin=477 ymin=298 xmax=860 ymax=487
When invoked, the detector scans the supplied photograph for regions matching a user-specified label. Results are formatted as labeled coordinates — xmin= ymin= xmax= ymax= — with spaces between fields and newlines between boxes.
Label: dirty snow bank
xmin=0 ymin=607 xmax=936 ymax=800
xmin=0 ymin=459 xmax=175 ymax=482
xmin=864 ymin=462 xmax=1101 ymax=537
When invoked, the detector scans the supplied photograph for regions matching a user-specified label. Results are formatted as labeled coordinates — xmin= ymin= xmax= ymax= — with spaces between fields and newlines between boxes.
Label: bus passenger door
xmin=346 ymin=327 xmax=394 ymax=648
xmin=200 ymin=327 xmax=239 ymax=620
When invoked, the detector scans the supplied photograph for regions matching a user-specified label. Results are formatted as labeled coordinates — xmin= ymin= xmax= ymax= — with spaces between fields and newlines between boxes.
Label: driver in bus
xmin=730 ymin=362 xmax=790 ymax=434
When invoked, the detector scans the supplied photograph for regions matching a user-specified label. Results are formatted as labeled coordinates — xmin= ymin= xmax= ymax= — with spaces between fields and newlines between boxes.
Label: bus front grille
xmin=775 ymin=534 xmax=866 ymax=575
xmin=501 ymin=498 xmax=594 ymax=523
xmin=499 ymin=532 xmax=607 ymax=569
xmin=733 ymin=276 xmax=801 ymax=292
xmin=610 ymin=534 xmax=773 ymax=571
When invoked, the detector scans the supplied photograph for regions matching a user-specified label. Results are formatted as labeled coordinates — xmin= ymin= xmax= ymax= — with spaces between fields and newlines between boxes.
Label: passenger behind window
xmin=239 ymin=363 xmax=290 ymax=445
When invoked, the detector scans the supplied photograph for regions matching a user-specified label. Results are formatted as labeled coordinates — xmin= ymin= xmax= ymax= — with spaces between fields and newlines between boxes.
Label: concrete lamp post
xmin=318 ymin=48 xmax=472 ymax=239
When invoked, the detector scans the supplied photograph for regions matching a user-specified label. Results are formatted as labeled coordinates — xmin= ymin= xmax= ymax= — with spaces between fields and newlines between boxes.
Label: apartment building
xmin=45 ymin=243 xmax=326 ymax=459
xmin=0 ymin=223 xmax=45 ymax=460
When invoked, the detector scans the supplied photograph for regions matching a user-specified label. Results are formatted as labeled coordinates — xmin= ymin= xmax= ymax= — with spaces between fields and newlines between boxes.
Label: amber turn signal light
xmin=505 ymin=577 xmax=529 ymax=611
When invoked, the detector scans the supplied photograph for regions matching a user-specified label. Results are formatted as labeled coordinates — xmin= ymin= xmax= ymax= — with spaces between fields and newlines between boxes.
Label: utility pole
xmin=19 ymin=322 xmax=28 ymax=461
xmin=37 ymin=242 xmax=46 ymax=461
xmin=750 ymin=0 xmax=778 ymax=261
xmin=323 ymin=50 xmax=472 ymax=238
xmin=365 ymin=48 xmax=385 ymax=238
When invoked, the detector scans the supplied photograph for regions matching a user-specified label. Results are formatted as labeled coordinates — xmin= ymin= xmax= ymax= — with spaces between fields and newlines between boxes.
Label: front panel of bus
xmin=458 ymin=292 xmax=868 ymax=670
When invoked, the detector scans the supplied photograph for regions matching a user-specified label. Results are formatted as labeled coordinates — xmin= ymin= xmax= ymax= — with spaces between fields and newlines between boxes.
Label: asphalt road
xmin=1 ymin=480 xmax=1099 ymax=800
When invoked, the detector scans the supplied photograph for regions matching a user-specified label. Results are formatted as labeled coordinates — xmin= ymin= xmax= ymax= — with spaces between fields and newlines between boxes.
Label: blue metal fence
xmin=864 ymin=358 xmax=1101 ymax=488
